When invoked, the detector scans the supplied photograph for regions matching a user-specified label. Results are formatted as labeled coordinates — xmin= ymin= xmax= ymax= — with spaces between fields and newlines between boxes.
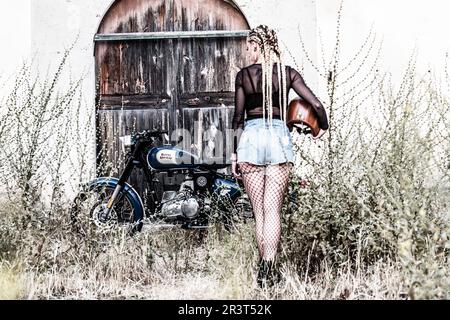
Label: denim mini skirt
xmin=237 ymin=118 xmax=294 ymax=165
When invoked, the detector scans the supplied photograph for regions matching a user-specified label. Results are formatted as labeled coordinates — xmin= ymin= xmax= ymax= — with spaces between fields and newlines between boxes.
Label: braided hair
xmin=248 ymin=25 xmax=288 ymax=126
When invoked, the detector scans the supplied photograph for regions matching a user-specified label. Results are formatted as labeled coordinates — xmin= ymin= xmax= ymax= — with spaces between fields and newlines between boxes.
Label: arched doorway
xmin=94 ymin=0 xmax=251 ymax=192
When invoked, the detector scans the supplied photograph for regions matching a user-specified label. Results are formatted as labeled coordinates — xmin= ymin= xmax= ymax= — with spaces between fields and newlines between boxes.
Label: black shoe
xmin=257 ymin=259 xmax=274 ymax=289
xmin=256 ymin=257 xmax=264 ymax=286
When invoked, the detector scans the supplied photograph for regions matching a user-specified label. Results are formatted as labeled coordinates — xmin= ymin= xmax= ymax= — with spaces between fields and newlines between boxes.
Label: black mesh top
xmin=232 ymin=64 xmax=329 ymax=152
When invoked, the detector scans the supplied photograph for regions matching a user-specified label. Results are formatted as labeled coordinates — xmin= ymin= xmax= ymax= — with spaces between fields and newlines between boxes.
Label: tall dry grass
xmin=280 ymin=1 xmax=450 ymax=299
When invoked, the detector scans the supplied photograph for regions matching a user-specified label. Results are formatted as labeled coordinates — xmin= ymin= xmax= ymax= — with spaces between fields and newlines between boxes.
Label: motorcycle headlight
xmin=119 ymin=135 xmax=133 ymax=153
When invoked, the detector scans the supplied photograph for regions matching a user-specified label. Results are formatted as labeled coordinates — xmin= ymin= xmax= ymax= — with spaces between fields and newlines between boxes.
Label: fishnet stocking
xmin=239 ymin=162 xmax=266 ymax=257
xmin=238 ymin=162 xmax=292 ymax=261
xmin=263 ymin=163 xmax=291 ymax=260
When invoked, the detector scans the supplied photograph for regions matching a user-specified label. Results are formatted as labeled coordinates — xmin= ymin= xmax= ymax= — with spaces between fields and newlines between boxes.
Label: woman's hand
xmin=232 ymin=160 xmax=242 ymax=180
xmin=231 ymin=153 xmax=242 ymax=180
xmin=312 ymin=129 xmax=327 ymax=141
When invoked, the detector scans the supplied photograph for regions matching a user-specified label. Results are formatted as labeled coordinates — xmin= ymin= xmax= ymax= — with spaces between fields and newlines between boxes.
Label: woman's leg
xmin=262 ymin=163 xmax=292 ymax=261
xmin=238 ymin=162 xmax=266 ymax=257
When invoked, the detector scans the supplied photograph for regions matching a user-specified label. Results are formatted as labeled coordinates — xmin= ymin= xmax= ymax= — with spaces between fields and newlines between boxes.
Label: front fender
xmin=84 ymin=177 xmax=145 ymax=222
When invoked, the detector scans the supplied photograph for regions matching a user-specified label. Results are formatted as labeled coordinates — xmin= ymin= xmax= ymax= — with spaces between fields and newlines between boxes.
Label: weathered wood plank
xmin=179 ymin=106 xmax=235 ymax=165
xmin=178 ymin=37 xmax=246 ymax=93
xmin=98 ymin=94 xmax=171 ymax=109
xmin=95 ymin=30 xmax=249 ymax=41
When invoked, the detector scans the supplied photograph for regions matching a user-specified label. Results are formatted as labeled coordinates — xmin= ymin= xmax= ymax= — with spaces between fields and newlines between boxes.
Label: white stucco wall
xmin=3 ymin=1 xmax=450 ymax=99
xmin=0 ymin=0 xmax=31 ymax=81
xmin=316 ymin=0 xmax=450 ymax=87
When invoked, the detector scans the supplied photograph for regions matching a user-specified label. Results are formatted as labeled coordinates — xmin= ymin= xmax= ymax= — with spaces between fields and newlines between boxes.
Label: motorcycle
xmin=71 ymin=129 xmax=252 ymax=233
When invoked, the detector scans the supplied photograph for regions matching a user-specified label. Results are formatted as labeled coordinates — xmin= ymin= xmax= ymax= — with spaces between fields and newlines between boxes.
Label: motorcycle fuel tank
xmin=147 ymin=146 xmax=200 ymax=170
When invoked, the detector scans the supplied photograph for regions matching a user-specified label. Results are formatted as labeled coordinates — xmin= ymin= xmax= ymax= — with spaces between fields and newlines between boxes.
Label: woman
xmin=231 ymin=25 xmax=329 ymax=288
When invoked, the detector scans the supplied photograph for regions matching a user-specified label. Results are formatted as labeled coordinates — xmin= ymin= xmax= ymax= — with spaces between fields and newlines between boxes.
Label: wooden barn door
xmin=94 ymin=0 xmax=250 ymax=193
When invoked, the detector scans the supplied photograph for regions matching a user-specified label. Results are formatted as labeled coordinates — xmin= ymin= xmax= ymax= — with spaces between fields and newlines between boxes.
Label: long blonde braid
xmin=248 ymin=25 xmax=288 ymax=127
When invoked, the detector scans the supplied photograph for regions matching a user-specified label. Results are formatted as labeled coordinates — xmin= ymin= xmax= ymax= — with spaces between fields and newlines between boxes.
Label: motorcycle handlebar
xmin=134 ymin=129 xmax=169 ymax=139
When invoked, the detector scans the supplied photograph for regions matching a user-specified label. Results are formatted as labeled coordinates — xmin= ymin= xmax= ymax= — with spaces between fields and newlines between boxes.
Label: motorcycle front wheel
xmin=70 ymin=185 xmax=143 ymax=234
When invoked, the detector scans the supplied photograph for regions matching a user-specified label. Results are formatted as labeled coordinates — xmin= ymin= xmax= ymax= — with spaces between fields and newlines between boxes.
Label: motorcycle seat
xmin=199 ymin=163 xmax=229 ymax=170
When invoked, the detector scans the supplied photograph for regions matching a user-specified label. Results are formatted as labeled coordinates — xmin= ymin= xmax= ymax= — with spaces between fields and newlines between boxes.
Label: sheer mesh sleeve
xmin=232 ymin=70 xmax=245 ymax=153
xmin=289 ymin=67 xmax=329 ymax=130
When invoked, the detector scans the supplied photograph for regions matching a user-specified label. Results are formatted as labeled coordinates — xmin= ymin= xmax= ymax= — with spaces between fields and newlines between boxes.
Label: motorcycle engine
xmin=160 ymin=186 xmax=200 ymax=221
